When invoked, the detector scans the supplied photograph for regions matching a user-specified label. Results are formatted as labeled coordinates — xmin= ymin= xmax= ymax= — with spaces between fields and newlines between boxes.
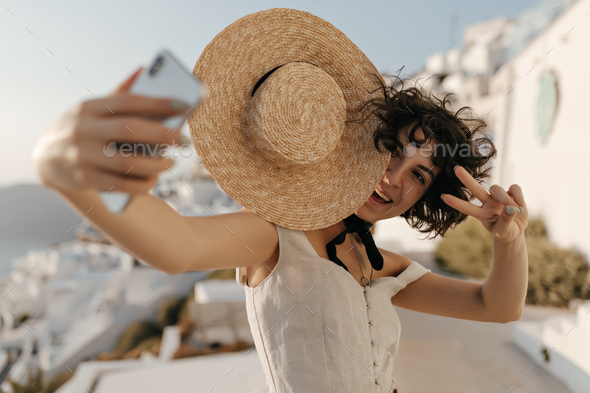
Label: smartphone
xmin=99 ymin=49 xmax=205 ymax=214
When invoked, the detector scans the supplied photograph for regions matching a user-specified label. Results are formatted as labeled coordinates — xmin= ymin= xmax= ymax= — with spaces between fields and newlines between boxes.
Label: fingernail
xmin=453 ymin=165 xmax=459 ymax=172
xmin=440 ymin=193 xmax=446 ymax=200
xmin=169 ymin=100 xmax=188 ymax=111
xmin=517 ymin=206 xmax=524 ymax=214
xmin=506 ymin=206 xmax=516 ymax=215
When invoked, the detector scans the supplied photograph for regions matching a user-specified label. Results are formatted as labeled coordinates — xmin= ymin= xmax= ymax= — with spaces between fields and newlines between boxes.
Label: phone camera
xmin=149 ymin=55 xmax=164 ymax=77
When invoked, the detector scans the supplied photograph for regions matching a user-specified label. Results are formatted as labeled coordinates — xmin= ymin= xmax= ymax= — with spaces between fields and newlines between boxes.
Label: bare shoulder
xmin=377 ymin=247 xmax=413 ymax=278
xmin=183 ymin=206 xmax=279 ymax=271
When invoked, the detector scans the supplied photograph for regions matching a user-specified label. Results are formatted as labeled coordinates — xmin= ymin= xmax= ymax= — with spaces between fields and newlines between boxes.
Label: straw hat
xmin=187 ymin=8 xmax=390 ymax=230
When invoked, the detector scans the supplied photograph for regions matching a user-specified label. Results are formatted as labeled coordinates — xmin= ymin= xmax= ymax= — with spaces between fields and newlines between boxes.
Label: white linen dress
xmin=236 ymin=223 xmax=431 ymax=392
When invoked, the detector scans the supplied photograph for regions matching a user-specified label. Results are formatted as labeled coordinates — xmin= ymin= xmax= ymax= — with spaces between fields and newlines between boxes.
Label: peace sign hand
xmin=440 ymin=166 xmax=528 ymax=244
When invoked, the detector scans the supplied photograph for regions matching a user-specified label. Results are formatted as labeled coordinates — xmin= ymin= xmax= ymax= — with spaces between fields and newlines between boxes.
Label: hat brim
xmin=188 ymin=8 xmax=390 ymax=230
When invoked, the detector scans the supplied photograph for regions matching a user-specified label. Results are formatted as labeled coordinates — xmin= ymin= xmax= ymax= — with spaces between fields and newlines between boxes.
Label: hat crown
xmin=244 ymin=62 xmax=346 ymax=172
xmin=188 ymin=8 xmax=391 ymax=230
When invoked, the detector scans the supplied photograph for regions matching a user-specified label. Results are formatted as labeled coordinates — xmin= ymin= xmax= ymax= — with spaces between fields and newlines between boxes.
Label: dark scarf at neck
xmin=325 ymin=213 xmax=384 ymax=272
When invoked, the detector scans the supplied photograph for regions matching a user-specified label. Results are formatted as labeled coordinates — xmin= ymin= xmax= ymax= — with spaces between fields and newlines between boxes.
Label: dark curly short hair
xmin=349 ymin=74 xmax=497 ymax=240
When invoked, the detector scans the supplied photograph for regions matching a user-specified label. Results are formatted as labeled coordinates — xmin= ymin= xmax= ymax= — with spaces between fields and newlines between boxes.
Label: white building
xmin=55 ymin=350 xmax=268 ymax=393
xmin=0 ymin=159 xmax=242 ymax=389
xmin=189 ymin=279 xmax=253 ymax=347
xmin=407 ymin=0 xmax=590 ymax=391
xmin=514 ymin=301 xmax=590 ymax=393
xmin=405 ymin=0 xmax=588 ymax=262
xmin=487 ymin=0 xmax=588 ymax=262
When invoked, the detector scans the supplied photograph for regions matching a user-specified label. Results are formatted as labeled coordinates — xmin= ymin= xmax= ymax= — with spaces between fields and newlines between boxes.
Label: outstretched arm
xmin=33 ymin=68 xmax=277 ymax=274
xmin=52 ymin=187 xmax=200 ymax=274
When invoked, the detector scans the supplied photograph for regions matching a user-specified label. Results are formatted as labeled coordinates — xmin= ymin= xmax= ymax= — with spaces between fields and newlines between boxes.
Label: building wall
xmin=490 ymin=0 xmax=590 ymax=260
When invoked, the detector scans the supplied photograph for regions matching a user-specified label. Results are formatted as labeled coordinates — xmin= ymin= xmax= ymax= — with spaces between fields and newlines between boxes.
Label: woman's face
xmin=355 ymin=127 xmax=442 ymax=224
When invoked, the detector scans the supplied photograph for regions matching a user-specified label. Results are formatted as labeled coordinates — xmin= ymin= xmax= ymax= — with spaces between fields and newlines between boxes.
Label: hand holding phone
xmin=99 ymin=49 xmax=205 ymax=214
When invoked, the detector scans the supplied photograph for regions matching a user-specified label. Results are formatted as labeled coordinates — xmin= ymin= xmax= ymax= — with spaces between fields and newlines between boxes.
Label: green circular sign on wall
xmin=536 ymin=71 xmax=558 ymax=145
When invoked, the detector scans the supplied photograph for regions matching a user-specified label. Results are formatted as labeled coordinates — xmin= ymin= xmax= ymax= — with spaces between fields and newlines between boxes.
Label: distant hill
xmin=0 ymin=183 xmax=81 ymax=239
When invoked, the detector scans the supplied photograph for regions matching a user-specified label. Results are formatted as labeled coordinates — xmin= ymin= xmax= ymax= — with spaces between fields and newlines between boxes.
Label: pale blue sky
xmin=0 ymin=0 xmax=544 ymax=188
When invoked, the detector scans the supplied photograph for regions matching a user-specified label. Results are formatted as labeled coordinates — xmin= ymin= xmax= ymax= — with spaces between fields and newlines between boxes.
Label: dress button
xmin=375 ymin=379 xmax=379 ymax=385
xmin=366 ymin=302 xmax=371 ymax=308
xmin=371 ymin=340 xmax=376 ymax=346
xmin=373 ymin=361 xmax=377 ymax=366
xmin=368 ymin=320 xmax=373 ymax=326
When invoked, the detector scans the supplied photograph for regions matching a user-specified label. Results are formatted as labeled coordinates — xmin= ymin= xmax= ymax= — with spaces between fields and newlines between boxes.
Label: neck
xmin=306 ymin=220 xmax=346 ymax=245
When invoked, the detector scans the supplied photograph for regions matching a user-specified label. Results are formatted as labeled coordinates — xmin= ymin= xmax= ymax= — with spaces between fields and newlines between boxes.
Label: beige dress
xmin=236 ymin=223 xmax=431 ymax=392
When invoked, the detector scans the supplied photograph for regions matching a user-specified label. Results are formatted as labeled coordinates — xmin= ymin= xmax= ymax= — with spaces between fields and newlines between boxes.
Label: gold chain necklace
xmin=349 ymin=232 xmax=373 ymax=287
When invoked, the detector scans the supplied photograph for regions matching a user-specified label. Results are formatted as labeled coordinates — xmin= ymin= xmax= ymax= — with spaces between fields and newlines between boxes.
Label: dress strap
xmin=397 ymin=260 xmax=431 ymax=286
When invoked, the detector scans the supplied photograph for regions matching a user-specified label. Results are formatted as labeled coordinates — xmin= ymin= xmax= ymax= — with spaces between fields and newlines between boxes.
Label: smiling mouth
xmin=371 ymin=190 xmax=393 ymax=204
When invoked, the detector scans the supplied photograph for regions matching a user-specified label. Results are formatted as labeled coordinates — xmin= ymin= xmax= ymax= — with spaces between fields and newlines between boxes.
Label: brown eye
xmin=413 ymin=171 xmax=425 ymax=184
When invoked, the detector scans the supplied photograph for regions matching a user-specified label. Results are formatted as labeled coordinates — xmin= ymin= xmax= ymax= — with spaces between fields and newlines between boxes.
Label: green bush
xmin=6 ymin=369 xmax=43 ymax=393
xmin=3 ymin=365 xmax=73 ymax=393
xmin=115 ymin=321 xmax=162 ymax=353
xmin=133 ymin=336 xmax=161 ymax=355
xmin=156 ymin=298 xmax=185 ymax=328
xmin=434 ymin=216 xmax=590 ymax=307
xmin=434 ymin=216 xmax=494 ymax=279
xmin=177 ymin=297 xmax=191 ymax=325
xmin=526 ymin=234 xmax=590 ymax=307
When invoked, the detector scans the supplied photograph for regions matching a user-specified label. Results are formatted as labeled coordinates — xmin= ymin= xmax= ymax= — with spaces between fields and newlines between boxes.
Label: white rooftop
xmin=92 ymin=349 xmax=267 ymax=393
xmin=194 ymin=279 xmax=246 ymax=303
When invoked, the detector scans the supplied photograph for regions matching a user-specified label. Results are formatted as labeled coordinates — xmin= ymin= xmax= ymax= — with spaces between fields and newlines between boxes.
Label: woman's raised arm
xmin=32 ymin=68 xmax=278 ymax=274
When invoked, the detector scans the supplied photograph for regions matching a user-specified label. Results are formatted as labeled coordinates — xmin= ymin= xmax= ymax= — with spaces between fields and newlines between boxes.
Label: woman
xmin=32 ymin=9 xmax=529 ymax=393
